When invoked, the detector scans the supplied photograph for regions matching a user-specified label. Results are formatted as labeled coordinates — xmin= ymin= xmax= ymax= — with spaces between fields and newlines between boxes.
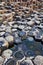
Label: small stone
xmin=0 ymin=56 xmax=4 ymax=65
xmin=34 ymin=33 xmax=42 ymax=41
xmin=35 ymin=20 xmax=40 ymax=25
xmin=14 ymin=37 xmax=22 ymax=44
xmin=0 ymin=37 xmax=6 ymax=46
xmin=3 ymin=57 xmax=16 ymax=65
xmin=13 ymin=51 xmax=25 ymax=61
xmin=27 ymin=20 xmax=34 ymax=26
xmin=27 ymin=37 xmax=34 ymax=42
xmin=33 ymin=55 xmax=43 ymax=65
xmin=2 ymin=49 xmax=12 ymax=59
xmin=20 ymin=58 xmax=34 ymax=65
xmin=5 ymin=35 xmax=14 ymax=43
xmin=25 ymin=50 xmax=35 ymax=57
xmin=18 ymin=31 xmax=26 ymax=40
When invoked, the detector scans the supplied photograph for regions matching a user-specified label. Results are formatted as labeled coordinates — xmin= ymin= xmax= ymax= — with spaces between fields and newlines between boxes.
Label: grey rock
xmin=5 ymin=35 xmax=14 ymax=43
xmin=2 ymin=49 xmax=12 ymax=59
xmin=33 ymin=55 xmax=43 ymax=65
xmin=0 ymin=56 xmax=4 ymax=65
xmin=20 ymin=58 xmax=34 ymax=65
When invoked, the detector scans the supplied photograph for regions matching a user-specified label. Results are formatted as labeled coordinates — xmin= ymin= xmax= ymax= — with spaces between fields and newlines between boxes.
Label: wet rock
xmin=0 ymin=37 xmax=6 ymax=46
xmin=27 ymin=20 xmax=35 ymax=26
xmin=28 ymin=31 xmax=34 ymax=37
xmin=14 ymin=37 xmax=22 ymax=44
xmin=27 ymin=37 xmax=34 ymax=43
xmin=34 ymin=33 xmax=42 ymax=41
xmin=3 ymin=57 xmax=16 ymax=65
xmin=13 ymin=50 xmax=25 ymax=62
xmin=18 ymin=31 xmax=26 ymax=40
xmin=25 ymin=50 xmax=35 ymax=57
xmin=5 ymin=35 xmax=14 ymax=43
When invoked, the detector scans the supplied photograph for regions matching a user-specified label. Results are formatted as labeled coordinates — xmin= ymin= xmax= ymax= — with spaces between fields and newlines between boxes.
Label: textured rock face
xmin=33 ymin=55 xmax=43 ymax=65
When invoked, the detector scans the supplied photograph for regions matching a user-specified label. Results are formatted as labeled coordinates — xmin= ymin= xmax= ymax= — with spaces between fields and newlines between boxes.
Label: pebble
xmin=28 ymin=31 xmax=34 ymax=37
xmin=35 ymin=20 xmax=40 ymax=25
xmin=0 ymin=32 xmax=5 ymax=36
xmin=0 ymin=56 xmax=4 ymax=65
xmin=27 ymin=20 xmax=34 ymax=26
xmin=0 ymin=27 xmax=5 ymax=32
xmin=5 ymin=26 xmax=12 ymax=33
xmin=12 ymin=28 xmax=17 ymax=32
xmin=34 ymin=34 xmax=42 ymax=41
xmin=0 ymin=37 xmax=6 ymax=46
xmin=31 ymin=14 xmax=35 ymax=18
xmin=40 ymin=23 xmax=43 ymax=28
xmin=18 ymin=31 xmax=26 ymax=40
xmin=13 ymin=51 xmax=25 ymax=61
xmin=41 ymin=35 xmax=43 ymax=44
xmin=18 ymin=25 xmax=25 ymax=30
xmin=14 ymin=37 xmax=22 ymax=44
xmin=27 ymin=37 xmax=34 ymax=42
xmin=5 ymin=35 xmax=14 ymax=43
xmin=33 ymin=55 xmax=43 ymax=65
xmin=26 ymin=17 xmax=31 ymax=21
xmin=25 ymin=50 xmax=35 ymax=57
xmin=3 ymin=57 xmax=16 ymax=65
xmin=20 ymin=58 xmax=34 ymax=65
xmin=13 ymin=24 xmax=18 ymax=28
xmin=4 ymin=32 xmax=11 ymax=37
xmin=2 ymin=49 xmax=12 ymax=59
xmin=18 ymin=31 xmax=26 ymax=37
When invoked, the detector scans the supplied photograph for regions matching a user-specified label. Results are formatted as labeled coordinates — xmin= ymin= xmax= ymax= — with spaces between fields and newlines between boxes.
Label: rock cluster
xmin=0 ymin=1 xmax=43 ymax=65
xmin=0 ymin=50 xmax=43 ymax=65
